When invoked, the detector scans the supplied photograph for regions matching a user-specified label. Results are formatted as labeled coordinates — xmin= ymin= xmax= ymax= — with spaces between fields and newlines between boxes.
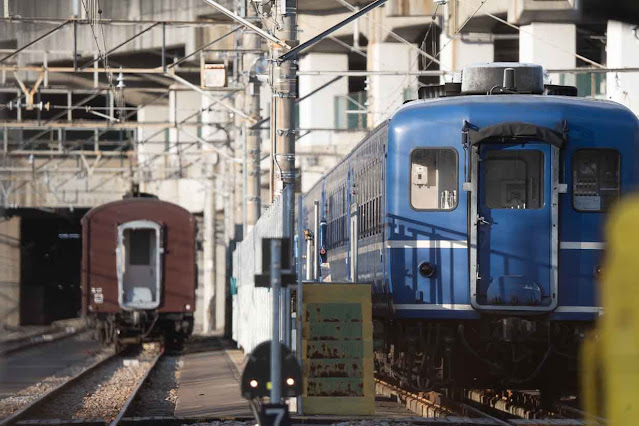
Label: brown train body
xmin=81 ymin=196 xmax=196 ymax=345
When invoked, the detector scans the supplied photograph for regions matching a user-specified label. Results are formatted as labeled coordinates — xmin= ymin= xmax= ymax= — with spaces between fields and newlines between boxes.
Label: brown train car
xmin=81 ymin=195 xmax=196 ymax=345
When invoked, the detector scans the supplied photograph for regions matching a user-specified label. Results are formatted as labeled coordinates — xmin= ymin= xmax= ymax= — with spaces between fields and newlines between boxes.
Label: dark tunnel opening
xmin=17 ymin=208 xmax=88 ymax=325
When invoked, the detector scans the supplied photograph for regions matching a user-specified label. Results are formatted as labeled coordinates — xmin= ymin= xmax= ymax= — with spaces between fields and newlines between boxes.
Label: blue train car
xmin=300 ymin=63 xmax=639 ymax=395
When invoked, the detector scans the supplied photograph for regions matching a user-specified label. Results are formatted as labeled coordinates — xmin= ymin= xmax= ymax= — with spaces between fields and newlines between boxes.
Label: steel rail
xmin=0 ymin=350 xmax=121 ymax=426
xmin=109 ymin=348 xmax=165 ymax=426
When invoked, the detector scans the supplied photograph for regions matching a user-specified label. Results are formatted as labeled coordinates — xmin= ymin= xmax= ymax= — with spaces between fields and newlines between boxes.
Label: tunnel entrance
xmin=17 ymin=208 xmax=88 ymax=325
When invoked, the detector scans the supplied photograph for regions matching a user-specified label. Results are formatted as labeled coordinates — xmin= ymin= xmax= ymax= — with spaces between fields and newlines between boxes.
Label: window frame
xmin=571 ymin=148 xmax=621 ymax=213
xmin=409 ymin=147 xmax=459 ymax=212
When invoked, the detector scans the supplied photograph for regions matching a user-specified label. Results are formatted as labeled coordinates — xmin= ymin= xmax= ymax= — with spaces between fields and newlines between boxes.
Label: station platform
xmin=175 ymin=335 xmax=416 ymax=421
xmin=175 ymin=335 xmax=252 ymax=418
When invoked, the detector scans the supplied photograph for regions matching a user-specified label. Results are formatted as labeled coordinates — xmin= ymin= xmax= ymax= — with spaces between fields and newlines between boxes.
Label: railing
xmin=559 ymin=72 xmax=607 ymax=98
xmin=231 ymin=186 xmax=291 ymax=353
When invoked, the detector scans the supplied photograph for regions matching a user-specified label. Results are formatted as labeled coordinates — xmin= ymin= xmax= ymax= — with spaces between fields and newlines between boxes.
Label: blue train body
xmin=299 ymin=63 xmax=639 ymax=391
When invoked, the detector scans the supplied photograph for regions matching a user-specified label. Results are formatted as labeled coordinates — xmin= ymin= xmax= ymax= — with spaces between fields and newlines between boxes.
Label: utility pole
xmin=233 ymin=0 xmax=244 ymax=241
xmin=244 ymin=1 xmax=262 ymax=231
xmin=273 ymin=0 xmax=298 ymax=239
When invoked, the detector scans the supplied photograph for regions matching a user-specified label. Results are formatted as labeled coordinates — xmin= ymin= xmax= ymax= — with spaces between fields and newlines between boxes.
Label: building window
xmin=484 ymin=150 xmax=544 ymax=209
xmin=410 ymin=148 xmax=458 ymax=210
xmin=573 ymin=149 xmax=621 ymax=212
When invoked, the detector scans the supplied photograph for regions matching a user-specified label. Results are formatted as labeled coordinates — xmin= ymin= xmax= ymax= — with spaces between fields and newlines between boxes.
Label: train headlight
xmin=419 ymin=262 xmax=436 ymax=278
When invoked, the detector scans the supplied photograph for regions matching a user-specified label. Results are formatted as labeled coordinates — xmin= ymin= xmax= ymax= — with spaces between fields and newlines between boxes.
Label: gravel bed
xmin=0 ymin=334 xmax=111 ymax=419
xmin=24 ymin=344 xmax=161 ymax=422
xmin=128 ymin=354 xmax=183 ymax=417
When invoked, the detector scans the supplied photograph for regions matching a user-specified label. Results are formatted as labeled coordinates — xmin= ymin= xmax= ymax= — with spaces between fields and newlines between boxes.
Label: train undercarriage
xmin=89 ymin=311 xmax=194 ymax=348
xmin=374 ymin=317 xmax=593 ymax=405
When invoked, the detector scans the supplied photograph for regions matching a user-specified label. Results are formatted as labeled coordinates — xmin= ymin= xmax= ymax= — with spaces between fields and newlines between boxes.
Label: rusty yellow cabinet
xmin=301 ymin=284 xmax=375 ymax=415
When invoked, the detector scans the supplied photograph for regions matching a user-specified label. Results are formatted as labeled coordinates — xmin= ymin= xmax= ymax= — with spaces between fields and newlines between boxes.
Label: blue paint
xmin=300 ymin=93 xmax=639 ymax=323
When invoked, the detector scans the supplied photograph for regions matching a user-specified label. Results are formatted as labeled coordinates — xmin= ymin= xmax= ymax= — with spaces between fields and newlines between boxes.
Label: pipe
xmin=313 ymin=200 xmax=319 ymax=281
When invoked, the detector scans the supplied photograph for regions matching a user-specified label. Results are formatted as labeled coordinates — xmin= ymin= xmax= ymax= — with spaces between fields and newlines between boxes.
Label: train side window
xmin=573 ymin=149 xmax=621 ymax=212
xmin=410 ymin=148 xmax=458 ymax=211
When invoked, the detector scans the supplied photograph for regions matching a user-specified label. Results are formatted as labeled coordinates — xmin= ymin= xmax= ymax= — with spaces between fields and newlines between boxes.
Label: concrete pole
xmin=243 ymin=2 xmax=262 ymax=232
xmin=232 ymin=2 xmax=244 ymax=241
xmin=202 ymin=179 xmax=216 ymax=333
xmin=273 ymin=0 xmax=298 ymax=237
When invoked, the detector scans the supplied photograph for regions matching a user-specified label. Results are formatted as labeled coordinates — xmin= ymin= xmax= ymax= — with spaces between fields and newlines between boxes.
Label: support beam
xmin=0 ymin=20 xmax=70 ymax=64
xmin=278 ymin=0 xmax=387 ymax=63
xmin=79 ymin=22 xmax=161 ymax=70
xmin=199 ymin=0 xmax=290 ymax=49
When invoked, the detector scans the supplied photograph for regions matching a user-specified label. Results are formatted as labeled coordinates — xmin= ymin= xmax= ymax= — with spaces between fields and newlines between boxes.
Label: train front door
xmin=474 ymin=142 xmax=557 ymax=310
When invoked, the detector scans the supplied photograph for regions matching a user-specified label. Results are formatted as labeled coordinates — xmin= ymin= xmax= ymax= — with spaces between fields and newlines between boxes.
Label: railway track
xmin=1 ymin=344 xmax=164 ymax=426
xmin=375 ymin=379 xmax=597 ymax=425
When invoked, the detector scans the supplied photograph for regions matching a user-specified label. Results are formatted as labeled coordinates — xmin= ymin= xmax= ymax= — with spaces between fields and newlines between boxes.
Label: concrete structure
xmin=0 ymin=216 xmax=20 ymax=326
xmin=368 ymin=42 xmax=418 ymax=127
xmin=606 ymin=21 xmax=639 ymax=111
xmin=519 ymin=23 xmax=576 ymax=86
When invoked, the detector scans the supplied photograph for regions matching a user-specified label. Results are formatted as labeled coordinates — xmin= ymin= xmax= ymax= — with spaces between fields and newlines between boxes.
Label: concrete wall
xmin=440 ymin=34 xmax=494 ymax=73
xmin=368 ymin=42 xmax=417 ymax=126
xmin=0 ymin=216 xmax=20 ymax=327
xmin=606 ymin=21 xmax=639 ymax=115
xmin=519 ymin=23 xmax=576 ymax=86
xmin=298 ymin=53 xmax=349 ymax=147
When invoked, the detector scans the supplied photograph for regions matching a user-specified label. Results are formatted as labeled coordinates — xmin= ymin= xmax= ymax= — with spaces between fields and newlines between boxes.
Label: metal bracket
xmin=276 ymin=129 xmax=297 ymax=136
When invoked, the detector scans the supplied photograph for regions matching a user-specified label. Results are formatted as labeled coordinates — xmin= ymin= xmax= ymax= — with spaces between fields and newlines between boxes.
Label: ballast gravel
xmin=128 ymin=354 xmax=183 ymax=416
xmin=19 ymin=344 xmax=160 ymax=422
xmin=0 ymin=335 xmax=111 ymax=419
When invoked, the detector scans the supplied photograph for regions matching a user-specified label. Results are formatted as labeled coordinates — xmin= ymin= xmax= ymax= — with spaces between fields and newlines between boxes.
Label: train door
xmin=117 ymin=220 xmax=163 ymax=310
xmin=472 ymin=142 xmax=558 ymax=311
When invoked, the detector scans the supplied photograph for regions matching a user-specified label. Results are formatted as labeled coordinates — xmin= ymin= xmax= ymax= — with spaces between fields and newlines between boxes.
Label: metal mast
xmin=273 ymin=0 xmax=298 ymax=237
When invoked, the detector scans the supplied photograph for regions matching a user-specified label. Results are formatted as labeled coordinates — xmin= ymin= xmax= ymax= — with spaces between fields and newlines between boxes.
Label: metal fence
xmin=232 ymin=186 xmax=292 ymax=353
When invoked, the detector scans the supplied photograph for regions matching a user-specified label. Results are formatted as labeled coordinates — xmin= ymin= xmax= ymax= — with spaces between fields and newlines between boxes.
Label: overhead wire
xmin=421 ymin=0 xmax=492 ymax=71
xmin=378 ymin=3 xmax=440 ymax=120
xmin=332 ymin=0 xmax=444 ymax=68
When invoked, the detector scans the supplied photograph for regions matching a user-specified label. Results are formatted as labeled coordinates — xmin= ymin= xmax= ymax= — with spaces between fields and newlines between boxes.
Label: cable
xmin=422 ymin=0 xmax=492 ymax=71
xmin=332 ymin=0 xmax=444 ymax=68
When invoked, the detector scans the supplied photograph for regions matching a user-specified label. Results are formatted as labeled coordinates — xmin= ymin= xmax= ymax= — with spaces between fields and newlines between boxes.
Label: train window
xmin=410 ymin=148 xmax=458 ymax=210
xmin=573 ymin=149 xmax=621 ymax=212
xmin=127 ymin=229 xmax=154 ymax=265
xmin=484 ymin=150 xmax=544 ymax=209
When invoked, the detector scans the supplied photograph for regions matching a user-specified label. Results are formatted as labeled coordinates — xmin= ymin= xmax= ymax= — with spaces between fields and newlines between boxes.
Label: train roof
xmin=391 ymin=94 xmax=639 ymax=139
xmin=82 ymin=197 xmax=193 ymax=223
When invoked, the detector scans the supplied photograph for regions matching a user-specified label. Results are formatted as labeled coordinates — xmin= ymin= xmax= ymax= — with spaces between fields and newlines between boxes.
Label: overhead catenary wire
xmin=332 ymin=0 xmax=444 ymax=68
xmin=422 ymin=0 xmax=492 ymax=71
